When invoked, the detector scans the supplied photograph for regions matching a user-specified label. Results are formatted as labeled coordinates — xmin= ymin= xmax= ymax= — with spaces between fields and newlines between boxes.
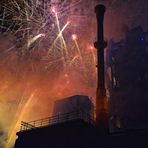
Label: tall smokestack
xmin=94 ymin=4 xmax=108 ymax=133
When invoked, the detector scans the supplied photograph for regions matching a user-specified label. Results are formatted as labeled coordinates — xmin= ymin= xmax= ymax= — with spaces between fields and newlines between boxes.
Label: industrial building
xmin=14 ymin=95 xmax=96 ymax=148
xmin=106 ymin=26 xmax=148 ymax=132
xmin=52 ymin=95 xmax=94 ymax=116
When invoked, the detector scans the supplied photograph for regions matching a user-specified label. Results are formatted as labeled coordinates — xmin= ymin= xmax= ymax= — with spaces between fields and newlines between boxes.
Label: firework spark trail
xmin=72 ymin=35 xmax=82 ymax=60
xmin=58 ymin=0 xmax=82 ymax=18
xmin=54 ymin=10 xmax=68 ymax=67
xmin=68 ymin=55 xmax=79 ymax=68
xmin=1 ymin=4 xmax=6 ymax=27
xmin=5 ymin=90 xmax=37 ymax=148
xmin=48 ymin=21 xmax=70 ymax=53
xmin=27 ymin=33 xmax=45 ymax=48
xmin=88 ymin=46 xmax=97 ymax=68
xmin=71 ymin=34 xmax=90 ymax=81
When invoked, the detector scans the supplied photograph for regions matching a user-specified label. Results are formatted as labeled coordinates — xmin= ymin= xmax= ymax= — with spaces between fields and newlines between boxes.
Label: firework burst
xmin=0 ymin=0 xmax=99 ymax=147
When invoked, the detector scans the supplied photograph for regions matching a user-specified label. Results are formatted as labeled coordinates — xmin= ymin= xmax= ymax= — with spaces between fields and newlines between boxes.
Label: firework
xmin=0 ymin=0 xmax=98 ymax=147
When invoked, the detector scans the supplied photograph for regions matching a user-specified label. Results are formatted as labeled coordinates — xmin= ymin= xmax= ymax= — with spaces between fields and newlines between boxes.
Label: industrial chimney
xmin=94 ymin=4 xmax=109 ymax=133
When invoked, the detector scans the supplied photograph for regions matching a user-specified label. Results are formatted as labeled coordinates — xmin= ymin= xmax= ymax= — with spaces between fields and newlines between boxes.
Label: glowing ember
xmin=72 ymin=34 xmax=77 ymax=40
xmin=51 ymin=7 xmax=57 ymax=14
xmin=89 ymin=46 xmax=94 ymax=50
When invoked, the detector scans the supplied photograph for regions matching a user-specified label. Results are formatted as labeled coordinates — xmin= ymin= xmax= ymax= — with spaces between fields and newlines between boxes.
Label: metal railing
xmin=20 ymin=110 xmax=94 ymax=131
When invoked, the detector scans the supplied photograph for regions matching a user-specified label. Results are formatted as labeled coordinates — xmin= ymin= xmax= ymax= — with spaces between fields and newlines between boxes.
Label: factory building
xmin=106 ymin=26 xmax=148 ymax=131
xmin=14 ymin=95 xmax=96 ymax=148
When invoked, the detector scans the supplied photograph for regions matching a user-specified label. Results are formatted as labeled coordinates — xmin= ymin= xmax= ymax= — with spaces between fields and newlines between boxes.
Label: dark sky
xmin=102 ymin=0 xmax=148 ymax=41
